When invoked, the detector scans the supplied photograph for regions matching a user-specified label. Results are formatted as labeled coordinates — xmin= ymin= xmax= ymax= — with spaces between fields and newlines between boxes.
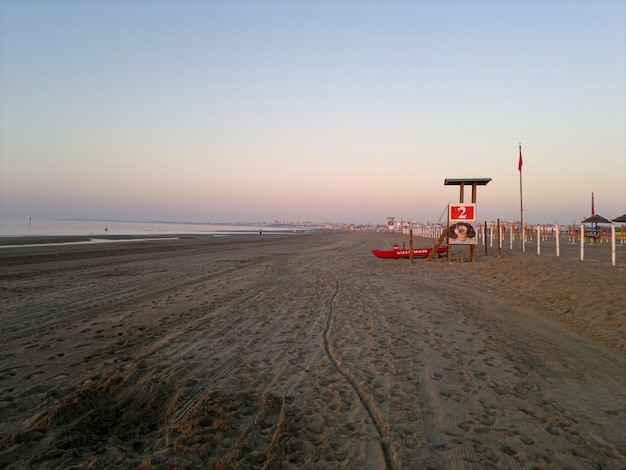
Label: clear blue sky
xmin=1 ymin=0 xmax=624 ymax=225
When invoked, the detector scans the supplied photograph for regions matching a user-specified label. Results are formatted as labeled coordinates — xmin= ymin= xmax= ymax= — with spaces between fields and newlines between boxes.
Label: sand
xmin=0 ymin=231 xmax=624 ymax=469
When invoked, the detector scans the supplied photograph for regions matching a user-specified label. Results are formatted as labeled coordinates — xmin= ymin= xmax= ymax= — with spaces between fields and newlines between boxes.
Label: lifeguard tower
xmin=445 ymin=178 xmax=491 ymax=261
xmin=426 ymin=178 xmax=491 ymax=263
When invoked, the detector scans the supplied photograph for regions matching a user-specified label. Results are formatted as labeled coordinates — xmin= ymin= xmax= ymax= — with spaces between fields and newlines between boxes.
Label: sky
xmin=1 ymin=0 xmax=624 ymax=226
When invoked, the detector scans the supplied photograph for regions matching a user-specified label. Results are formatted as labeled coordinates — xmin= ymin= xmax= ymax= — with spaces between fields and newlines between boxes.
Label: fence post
xmin=497 ymin=219 xmax=501 ymax=258
xmin=537 ymin=226 xmax=541 ymax=255
xmin=580 ymin=224 xmax=585 ymax=261
xmin=484 ymin=221 xmax=488 ymax=256
xmin=612 ymin=224 xmax=616 ymax=266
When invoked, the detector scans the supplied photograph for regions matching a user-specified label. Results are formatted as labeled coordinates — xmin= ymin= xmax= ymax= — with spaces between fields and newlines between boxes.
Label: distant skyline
xmin=1 ymin=1 xmax=624 ymax=226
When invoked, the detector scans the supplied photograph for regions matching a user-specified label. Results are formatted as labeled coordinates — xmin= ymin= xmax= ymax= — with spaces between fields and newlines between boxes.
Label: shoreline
xmin=0 ymin=231 xmax=312 ymax=247
xmin=0 ymin=234 xmax=180 ymax=247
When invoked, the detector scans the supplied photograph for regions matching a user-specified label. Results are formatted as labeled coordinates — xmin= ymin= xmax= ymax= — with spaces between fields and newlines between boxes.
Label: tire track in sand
xmin=322 ymin=278 xmax=397 ymax=470
xmin=0 ymin=254 xmax=273 ymax=347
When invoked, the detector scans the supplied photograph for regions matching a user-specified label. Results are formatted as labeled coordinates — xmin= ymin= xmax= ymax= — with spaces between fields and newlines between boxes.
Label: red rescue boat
xmin=371 ymin=244 xmax=447 ymax=259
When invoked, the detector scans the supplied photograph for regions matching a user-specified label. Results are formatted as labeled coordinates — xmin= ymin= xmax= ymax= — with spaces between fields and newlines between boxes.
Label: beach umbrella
xmin=581 ymin=214 xmax=611 ymax=224
xmin=581 ymin=214 xmax=611 ymax=239
xmin=613 ymin=215 xmax=626 ymax=238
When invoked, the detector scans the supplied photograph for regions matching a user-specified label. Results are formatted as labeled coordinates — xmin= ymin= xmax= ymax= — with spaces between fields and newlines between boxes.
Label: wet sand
xmin=0 ymin=232 xmax=624 ymax=469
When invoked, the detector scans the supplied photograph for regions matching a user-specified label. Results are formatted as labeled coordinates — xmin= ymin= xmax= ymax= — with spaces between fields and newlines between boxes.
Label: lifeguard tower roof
xmin=444 ymin=178 xmax=492 ymax=186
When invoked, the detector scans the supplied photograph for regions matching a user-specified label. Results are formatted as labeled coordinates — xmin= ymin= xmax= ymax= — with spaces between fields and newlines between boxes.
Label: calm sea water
xmin=0 ymin=218 xmax=291 ymax=237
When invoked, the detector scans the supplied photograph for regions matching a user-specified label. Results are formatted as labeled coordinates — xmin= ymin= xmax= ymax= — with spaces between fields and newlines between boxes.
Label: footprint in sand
xmin=46 ymin=353 xmax=65 ymax=360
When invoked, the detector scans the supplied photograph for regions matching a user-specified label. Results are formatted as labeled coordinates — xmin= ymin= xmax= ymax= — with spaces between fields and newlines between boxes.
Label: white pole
xmin=537 ymin=226 xmax=541 ymax=255
xmin=519 ymin=143 xmax=524 ymax=253
xmin=580 ymin=224 xmax=585 ymax=261
xmin=490 ymin=225 xmax=493 ymax=247
xmin=612 ymin=223 xmax=616 ymax=266
xmin=556 ymin=224 xmax=560 ymax=257
xmin=510 ymin=226 xmax=513 ymax=250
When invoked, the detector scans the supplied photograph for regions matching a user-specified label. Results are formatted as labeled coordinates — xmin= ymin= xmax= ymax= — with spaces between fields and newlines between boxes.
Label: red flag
xmin=592 ymin=192 xmax=595 ymax=215
xmin=518 ymin=144 xmax=523 ymax=171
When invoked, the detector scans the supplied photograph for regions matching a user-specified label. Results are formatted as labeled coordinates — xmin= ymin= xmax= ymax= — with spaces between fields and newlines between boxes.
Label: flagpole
xmin=519 ymin=143 xmax=525 ymax=252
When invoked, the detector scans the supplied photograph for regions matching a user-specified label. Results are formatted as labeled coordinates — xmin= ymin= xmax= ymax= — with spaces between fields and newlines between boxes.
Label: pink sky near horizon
xmin=1 ymin=1 xmax=624 ymax=226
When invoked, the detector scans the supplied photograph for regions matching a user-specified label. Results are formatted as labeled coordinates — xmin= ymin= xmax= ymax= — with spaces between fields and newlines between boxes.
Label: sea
xmin=0 ymin=218 xmax=301 ymax=238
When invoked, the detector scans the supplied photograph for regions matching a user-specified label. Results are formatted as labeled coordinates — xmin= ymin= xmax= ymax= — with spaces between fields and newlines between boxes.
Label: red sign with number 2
xmin=449 ymin=204 xmax=475 ymax=221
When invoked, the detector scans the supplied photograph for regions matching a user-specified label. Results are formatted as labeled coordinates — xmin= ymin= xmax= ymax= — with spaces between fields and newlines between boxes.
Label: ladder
xmin=425 ymin=227 xmax=449 ymax=263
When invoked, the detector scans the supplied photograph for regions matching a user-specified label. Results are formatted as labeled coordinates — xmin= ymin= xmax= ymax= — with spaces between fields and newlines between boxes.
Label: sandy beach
xmin=1 ymin=231 xmax=624 ymax=469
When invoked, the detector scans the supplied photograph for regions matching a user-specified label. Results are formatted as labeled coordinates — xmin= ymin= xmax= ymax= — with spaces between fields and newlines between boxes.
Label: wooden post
xmin=484 ymin=221 xmax=488 ymax=256
xmin=536 ymin=226 xmax=540 ymax=255
xmin=470 ymin=183 xmax=477 ymax=261
xmin=460 ymin=182 xmax=469 ymax=262
xmin=497 ymin=219 xmax=501 ymax=259
xmin=447 ymin=224 xmax=451 ymax=262
xmin=409 ymin=229 xmax=414 ymax=265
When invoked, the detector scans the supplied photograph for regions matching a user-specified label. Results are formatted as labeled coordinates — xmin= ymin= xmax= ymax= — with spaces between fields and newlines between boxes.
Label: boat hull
xmin=371 ymin=246 xmax=447 ymax=259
